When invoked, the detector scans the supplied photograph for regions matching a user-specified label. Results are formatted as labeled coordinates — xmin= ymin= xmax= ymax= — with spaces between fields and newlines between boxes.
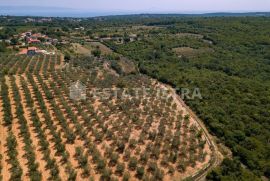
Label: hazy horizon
xmin=1 ymin=0 xmax=270 ymax=17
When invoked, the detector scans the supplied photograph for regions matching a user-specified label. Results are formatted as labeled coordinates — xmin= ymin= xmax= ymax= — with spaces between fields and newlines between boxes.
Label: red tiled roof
xmin=19 ymin=49 xmax=28 ymax=54
xmin=28 ymin=47 xmax=37 ymax=51
xmin=30 ymin=39 xmax=41 ymax=43
xmin=27 ymin=38 xmax=41 ymax=43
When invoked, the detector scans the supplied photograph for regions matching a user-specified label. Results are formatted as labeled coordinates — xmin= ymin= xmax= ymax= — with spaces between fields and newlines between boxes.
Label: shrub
xmin=128 ymin=157 xmax=138 ymax=171
xmin=122 ymin=171 xmax=130 ymax=181
xmin=136 ymin=166 xmax=145 ymax=179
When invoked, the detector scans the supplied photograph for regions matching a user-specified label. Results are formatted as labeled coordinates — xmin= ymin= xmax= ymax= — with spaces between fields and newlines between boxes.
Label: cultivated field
xmin=0 ymin=53 xmax=213 ymax=181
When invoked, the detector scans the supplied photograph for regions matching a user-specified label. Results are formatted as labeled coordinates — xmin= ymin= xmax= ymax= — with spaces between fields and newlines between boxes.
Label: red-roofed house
xmin=19 ymin=48 xmax=28 ymax=55
xmin=29 ymin=39 xmax=41 ymax=44
xmin=27 ymin=47 xmax=38 ymax=55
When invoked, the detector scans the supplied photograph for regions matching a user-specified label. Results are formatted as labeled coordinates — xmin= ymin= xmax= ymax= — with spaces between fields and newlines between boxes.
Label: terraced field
xmin=0 ymin=54 xmax=214 ymax=180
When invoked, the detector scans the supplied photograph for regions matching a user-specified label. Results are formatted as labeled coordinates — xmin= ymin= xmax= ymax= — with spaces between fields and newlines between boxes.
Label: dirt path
xmin=26 ymin=55 xmax=38 ymax=73
xmin=54 ymin=54 xmax=65 ymax=70
xmin=33 ymin=55 xmax=41 ymax=73
xmin=48 ymin=55 xmax=54 ymax=72
xmin=103 ymin=62 xmax=119 ymax=77
xmin=24 ymin=56 xmax=35 ymax=73
xmin=37 ymin=55 xmax=45 ymax=72
xmin=39 ymin=54 xmax=48 ymax=73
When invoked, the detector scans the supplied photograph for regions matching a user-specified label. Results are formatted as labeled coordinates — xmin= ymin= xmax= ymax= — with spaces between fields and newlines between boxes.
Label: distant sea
xmin=0 ymin=6 xmax=269 ymax=18
xmin=0 ymin=6 xmax=133 ymax=17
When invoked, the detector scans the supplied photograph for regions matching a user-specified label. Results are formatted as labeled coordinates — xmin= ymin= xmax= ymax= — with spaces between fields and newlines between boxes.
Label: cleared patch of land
xmin=175 ymin=33 xmax=204 ymax=39
xmin=86 ymin=42 xmax=113 ymax=55
xmin=71 ymin=43 xmax=92 ymax=55
xmin=173 ymin=47 xmax=214 ymax=57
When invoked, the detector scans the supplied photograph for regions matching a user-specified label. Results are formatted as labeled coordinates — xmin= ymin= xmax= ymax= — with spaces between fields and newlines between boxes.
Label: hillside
xmin=101 ymin=16 xmax=270 ymax=180
xmin=0 ymin=49 xmax=220 ymax=180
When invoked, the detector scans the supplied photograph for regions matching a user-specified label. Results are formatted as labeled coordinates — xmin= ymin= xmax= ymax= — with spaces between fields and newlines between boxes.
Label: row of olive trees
xmin=20 ymin=76 xmax=69 ymax=180
xmin=49 ymin=71 xmax=121 ymax=179
xmin=26 ymin=73 xmax=77 ymax=180
xmin=50 ymin=71 xmax=127 ymax=180
xmin=53 ymin=70 xmax=164 ymax=180
xmin=0 ymin=147 xmax=2 ymax=180
xmin=27 ymin=55 xmax=39 ymax=73
xmin=10 ymin=76 xmax=42 ymax=181
xmin=47 ymin=71 xmax=117 ymax=179
xmin=50 ymin=62 xmax=208 ymax=179
xmin=2 ymin=56 xmax=21 ymax=75
xmin=34 ymin=55 xmax=45 ymax=74
xmin=1 ymin=77 xmax=13 ymax=126
xmin=8 ymin=55 xmax=28 ymax=75
xmin=6 ymin=133 xmax=23 ymax=180
xmin=0 ymin=77 xmax=22 ymax=180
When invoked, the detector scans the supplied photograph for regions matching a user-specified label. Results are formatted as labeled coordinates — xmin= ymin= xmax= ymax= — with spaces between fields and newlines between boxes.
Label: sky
xmin=1 ymin=0 xmax=270 ymax=14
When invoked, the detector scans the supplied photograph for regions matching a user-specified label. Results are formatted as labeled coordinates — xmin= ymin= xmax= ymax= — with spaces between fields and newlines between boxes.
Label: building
xmin=30 ymin=39 xmax=41 ymax=44
xmin=25 ymin=32 xmax=32 ymax=37
xmin=19 ymin=48 xmax=28 ymax=55
xmin=75 ymin=27 xmax=85 ymax=31
xmin=27 ymin=38 xmax=41 ymax=44
xmin=129 ymin=34 xmax=138 ymax=42
xmin=19 ymin=47 xmax=37 ymax=56
xmin=52 ymin=39 xmax=58 ymax=45
xmin=27 ymin=47 xmax=38 ymax=56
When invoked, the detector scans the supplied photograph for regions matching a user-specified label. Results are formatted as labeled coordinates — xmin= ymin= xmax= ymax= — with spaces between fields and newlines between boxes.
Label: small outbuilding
xmin=27 ymin=47 xmax=38 ymax=56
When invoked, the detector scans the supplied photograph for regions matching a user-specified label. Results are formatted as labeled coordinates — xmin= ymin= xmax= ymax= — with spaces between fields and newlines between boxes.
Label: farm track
xmin=25 ymin=56 xmax=36 ymax=73
xmin=39 ymin=55 xmax=48 ymax=73
xmin=28 ymin=56 xmax=41 ymax=72
xmin=34 ymin=55 xmax=44 ymax=73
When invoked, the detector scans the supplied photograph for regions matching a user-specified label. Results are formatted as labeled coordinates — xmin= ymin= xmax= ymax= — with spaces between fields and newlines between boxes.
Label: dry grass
xmin=173 ymin=47 xmax=214 ymax=57
xmin=86 ymin=42 xmax=113 ymax=55
xmin=71 ymin=43 xmax=92 ymax=55
xmin=175 ymin=33 xmax=204 ymax=39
